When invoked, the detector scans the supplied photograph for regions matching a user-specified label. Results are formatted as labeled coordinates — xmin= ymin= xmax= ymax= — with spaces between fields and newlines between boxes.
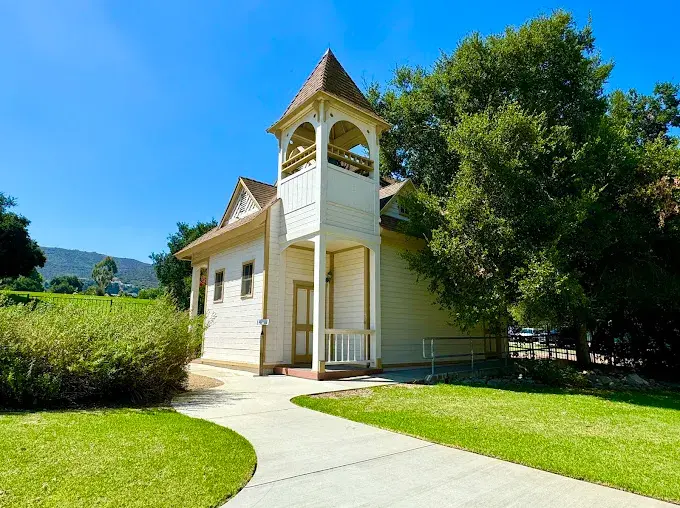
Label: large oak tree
xmin=371 ymin=11 xmax=680 ymax=368
xmin=0 ymin=193 xmax=46 ymax=279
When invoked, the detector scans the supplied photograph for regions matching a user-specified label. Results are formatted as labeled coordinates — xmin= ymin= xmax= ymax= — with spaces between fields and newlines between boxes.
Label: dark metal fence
xmin=1 ymin=292 xmax=153 ymax=313
xmin=508 ymin=334 xmax=616 ymax=365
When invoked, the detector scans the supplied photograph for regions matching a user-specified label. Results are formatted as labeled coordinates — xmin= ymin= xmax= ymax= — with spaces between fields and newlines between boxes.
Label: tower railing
xmin=281 ymin=144 xmax=316 ymax=177
xmin=327 ymin=143 xmax=374 ymax=175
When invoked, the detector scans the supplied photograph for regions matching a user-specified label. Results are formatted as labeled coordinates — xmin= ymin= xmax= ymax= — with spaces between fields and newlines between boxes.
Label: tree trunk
xmin=575 ymin=324 xmax=591 ymax=368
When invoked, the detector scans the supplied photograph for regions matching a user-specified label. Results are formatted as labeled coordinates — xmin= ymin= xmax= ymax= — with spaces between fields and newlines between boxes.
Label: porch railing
xmin=325 ymin=329 xmax=373 ymax=364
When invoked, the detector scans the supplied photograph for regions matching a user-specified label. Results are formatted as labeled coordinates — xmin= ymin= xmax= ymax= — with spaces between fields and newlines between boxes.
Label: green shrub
xmin=0 ymin=296 xmax=202 ymax=408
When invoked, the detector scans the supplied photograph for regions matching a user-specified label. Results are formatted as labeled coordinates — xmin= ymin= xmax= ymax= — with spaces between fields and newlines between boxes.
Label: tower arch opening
xmin=282 ymin=122 xmax=317 ymax=178
xmin=327 ymin=120 xmax=373 ymax=177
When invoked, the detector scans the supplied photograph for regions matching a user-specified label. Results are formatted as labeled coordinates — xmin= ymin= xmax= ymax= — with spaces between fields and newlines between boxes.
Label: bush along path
xmin=0 ymin=296 xmax=202 ymax=407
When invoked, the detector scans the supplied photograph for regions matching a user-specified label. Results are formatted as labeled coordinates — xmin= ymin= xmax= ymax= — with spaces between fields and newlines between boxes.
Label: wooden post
xmin=311 ymin=234 xmax=327 ymax=373
xmin=369 ymin=246 xmax=381 ymax=368
xmin=188 ymin=265 xmax=202 ymax=318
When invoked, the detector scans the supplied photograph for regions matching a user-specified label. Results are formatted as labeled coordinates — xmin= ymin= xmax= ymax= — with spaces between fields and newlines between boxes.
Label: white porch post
xmin=369 ymin=247 xmax=381 ymax=368
xmin=189 ymin=265 xmax=202 ymax=317
xmin=311 ymin=233 xmax=327 ymax=372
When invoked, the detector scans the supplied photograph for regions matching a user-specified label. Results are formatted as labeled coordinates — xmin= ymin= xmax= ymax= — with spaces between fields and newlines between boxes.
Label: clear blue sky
xmin=1 ymin=0 xmax=678 ymax=262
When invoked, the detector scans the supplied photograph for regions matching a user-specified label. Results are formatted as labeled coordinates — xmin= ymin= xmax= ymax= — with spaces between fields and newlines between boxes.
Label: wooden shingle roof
xmin=174 ymin=177 xmax=277 ymax=260
xmin=379 ymin=180 xmax=407 ymax=210
xmin=240 ymin=177 xmax=277 ymax=208
xmin=278 ymin=49 xmax=377 ymax=121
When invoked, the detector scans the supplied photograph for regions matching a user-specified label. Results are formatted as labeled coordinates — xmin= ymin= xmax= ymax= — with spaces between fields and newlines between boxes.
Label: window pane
xmin=214 ymin=270 xmax=224 ymax=301
xmin=241 ymin=263 xmax=253 ymax=296
xmin=242 ymin=277 xmax=252 ymax=296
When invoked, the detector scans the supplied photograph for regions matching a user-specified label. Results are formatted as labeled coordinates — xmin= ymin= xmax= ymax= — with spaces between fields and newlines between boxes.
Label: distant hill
xmin=38 ymin=247 xmax=159 ymax=289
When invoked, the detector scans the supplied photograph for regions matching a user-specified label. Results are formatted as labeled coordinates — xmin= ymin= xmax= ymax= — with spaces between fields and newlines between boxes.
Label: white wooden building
xmin=176 ymin=50 xmax=494 ymax=378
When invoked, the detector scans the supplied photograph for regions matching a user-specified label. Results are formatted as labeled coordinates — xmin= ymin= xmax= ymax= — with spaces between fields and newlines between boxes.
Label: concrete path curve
xmin=173 ymin=364 xmax=672 ymax=508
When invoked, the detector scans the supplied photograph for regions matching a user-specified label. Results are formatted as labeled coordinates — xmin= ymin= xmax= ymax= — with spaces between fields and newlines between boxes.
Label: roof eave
xmin=379 ymin=179 xmax=414 ymax=214
xmin=174 ymin=203 xmax=273 ymax=261
xmin=267 ymin=90 xmax=390 ymax=135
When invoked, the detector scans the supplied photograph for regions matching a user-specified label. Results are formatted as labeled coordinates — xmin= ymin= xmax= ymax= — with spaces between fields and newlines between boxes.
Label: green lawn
xmin=0 ymin=408 xmax=256 ymax=508
xmin=294 ymin=384 xmax=680 ymax=503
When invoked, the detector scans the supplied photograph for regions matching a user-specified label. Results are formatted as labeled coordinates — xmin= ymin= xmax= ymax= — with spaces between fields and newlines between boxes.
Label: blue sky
xmin=1 ymin=0 xmax=678 ymax=262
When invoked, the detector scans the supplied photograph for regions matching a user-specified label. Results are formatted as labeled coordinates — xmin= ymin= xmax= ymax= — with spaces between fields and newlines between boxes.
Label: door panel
xmin=293 ymin=283 xmax=313 ymax=364
xmin=296 ymin=288 xmax=307 ymax=324
xmin=295 ymin=331 xmax=307 ymax=356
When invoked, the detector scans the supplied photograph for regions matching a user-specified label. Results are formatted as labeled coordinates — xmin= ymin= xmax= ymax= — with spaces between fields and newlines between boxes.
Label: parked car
xmin=518 ymin=327 xmax=536 ymax=337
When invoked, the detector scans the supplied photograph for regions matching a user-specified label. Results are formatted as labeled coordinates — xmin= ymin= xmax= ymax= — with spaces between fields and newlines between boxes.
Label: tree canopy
xmin=0 ymin=193 xmax=46 ymax=279
xmin=1 ymin=269 xmax=44 ymax=292
xmin=48 ymin=275 xmax=83 ymax=294
xmin=371 ymin=11 xmax=680 ymax=369
xmin=92 ymin=257 xmax=118 ymax=295
xmin=151 ymin=220 xmax=216 ymax=310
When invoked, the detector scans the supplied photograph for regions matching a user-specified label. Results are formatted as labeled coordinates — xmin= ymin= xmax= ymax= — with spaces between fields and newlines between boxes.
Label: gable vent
xmin=228 ymin=190 xmax=257 ymax=224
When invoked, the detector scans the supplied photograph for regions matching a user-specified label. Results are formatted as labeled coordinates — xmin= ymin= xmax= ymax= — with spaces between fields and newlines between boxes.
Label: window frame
xmin=241 ymin=260 xmax=254 ymax=298
xmin=213 ymin=269 xmax=225 ymax=303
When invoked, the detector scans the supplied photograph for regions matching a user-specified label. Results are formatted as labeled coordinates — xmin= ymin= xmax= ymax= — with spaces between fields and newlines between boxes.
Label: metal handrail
xmin=422 ymin=336 xmax=508 ymax=377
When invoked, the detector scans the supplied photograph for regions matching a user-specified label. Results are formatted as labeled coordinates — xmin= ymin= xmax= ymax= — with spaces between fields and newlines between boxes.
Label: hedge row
xmin=0 ymin=297 xmax=203 ymax=408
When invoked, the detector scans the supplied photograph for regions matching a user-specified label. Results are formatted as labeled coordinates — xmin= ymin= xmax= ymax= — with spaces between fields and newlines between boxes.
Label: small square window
xmin=241 ymin=261 xmax=254 ymax=297
xmin=213 ymin=270 xmax=224 ymax=302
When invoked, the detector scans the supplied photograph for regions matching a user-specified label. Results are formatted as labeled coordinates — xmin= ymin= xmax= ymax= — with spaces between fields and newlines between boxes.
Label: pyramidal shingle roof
xmin=279 ymin=49 xmax=377 ymax=120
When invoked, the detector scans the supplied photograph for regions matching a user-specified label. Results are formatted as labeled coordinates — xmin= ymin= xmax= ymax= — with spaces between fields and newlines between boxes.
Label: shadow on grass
xmin=1 ymin=383 xmax=249 ymax=415
xmin=440 ymin=380 xmax=680 ymax=411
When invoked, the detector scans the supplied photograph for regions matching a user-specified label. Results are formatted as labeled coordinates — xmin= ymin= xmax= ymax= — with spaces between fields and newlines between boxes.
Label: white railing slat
xmin=324 ymin=329 xmax=374 ymax=364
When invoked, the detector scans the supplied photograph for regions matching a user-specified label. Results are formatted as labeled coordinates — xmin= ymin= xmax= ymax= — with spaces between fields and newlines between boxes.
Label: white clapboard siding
xmin=280 ymin=166 xmax=317 ymax=239
xmin=332 ymin=247 xmax=365 ymax=329
xmin=326 ymin=165 xmax=375 ymax=214
xmin=282 ymin=247 xmax=315 ymax=362
xmin=325 ymin=165 xmax=378 ymax=236
xmin=202 ymin=231 xmax=264 ymax=366
xmin=380 ymin=239 xmax=477 ymax=366
xmin=326 ymin=203 xmax=376 ymax=235
xmin=382 ymin=198 xmax=409 ymax=221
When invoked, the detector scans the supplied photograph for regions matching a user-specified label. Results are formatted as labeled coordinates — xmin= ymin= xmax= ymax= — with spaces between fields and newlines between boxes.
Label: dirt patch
xmin=186 ymin=373 xmax=223 ymax=391
xmin=312 ymin=388 xmax=375 ymax=399
xmin=311 ymin=384 xmax=422 ymax=399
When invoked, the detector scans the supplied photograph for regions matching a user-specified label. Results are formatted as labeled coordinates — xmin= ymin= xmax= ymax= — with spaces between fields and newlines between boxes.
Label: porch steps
xmin=273 ymin=366 xmax=383 ymax=381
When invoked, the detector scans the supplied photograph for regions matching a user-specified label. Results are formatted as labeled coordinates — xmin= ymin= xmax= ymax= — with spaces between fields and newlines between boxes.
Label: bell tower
xmin=267 ymin=50 xmax=389 ymax=373
xmin=267 ymin=49 xmax=389 ymax=244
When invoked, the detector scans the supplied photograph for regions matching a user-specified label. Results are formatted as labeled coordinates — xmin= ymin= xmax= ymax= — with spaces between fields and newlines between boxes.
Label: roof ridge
xmin=276 ymin=49 xmax=377 ymax=123
xmin=240 ymin=176 xmax=276 ymax=188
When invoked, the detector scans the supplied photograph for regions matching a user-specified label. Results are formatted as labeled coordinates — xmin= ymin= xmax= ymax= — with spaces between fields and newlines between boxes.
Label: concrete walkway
xmin=173 ymin=364 xmax=672 ymax=508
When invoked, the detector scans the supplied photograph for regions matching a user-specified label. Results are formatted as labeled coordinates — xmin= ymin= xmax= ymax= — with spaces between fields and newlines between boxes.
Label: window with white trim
xmin=213 ymin=269 xmax=224 ymax=302
xmin=241 ymin=261 xmax=254 ymax=297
